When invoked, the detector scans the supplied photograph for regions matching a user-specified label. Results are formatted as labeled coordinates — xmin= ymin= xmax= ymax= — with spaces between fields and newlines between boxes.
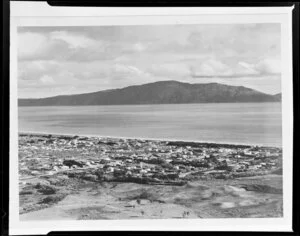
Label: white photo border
xmin=10 ymin=2 xmax=294 ymax=235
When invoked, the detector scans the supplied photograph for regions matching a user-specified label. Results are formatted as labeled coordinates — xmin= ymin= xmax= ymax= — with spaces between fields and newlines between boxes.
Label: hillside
xmin=18 ymin=81 xmax=281 ymax=106
xmin=273 ymin=93 xmax=282 ymax=101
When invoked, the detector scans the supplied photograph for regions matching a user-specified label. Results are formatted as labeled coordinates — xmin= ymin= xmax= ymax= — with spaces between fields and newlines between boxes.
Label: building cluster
xmin=19 ymin=134 xmax=282 ymax=185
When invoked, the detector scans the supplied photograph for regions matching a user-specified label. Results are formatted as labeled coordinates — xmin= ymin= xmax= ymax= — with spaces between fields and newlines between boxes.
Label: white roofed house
xmin=106 ymin=167 xmax=114 ymax=173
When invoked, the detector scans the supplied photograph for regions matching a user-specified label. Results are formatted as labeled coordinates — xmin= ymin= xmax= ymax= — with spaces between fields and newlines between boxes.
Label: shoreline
xmin=18 ymin=131 xmax=281 ymax=149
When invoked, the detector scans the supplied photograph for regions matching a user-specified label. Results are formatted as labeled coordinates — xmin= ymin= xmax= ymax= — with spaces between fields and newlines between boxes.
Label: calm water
xmin=18 ymin=103 xmax=282 ymax=147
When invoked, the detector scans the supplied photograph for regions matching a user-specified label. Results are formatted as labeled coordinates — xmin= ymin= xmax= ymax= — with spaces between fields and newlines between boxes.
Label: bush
xmin=139 ymin=191 xmax=153 ymax=200
xmin=148 ymin=158 xmax=166 ymax=165
xmin=95 ymin=169 xmax=105 ymax=180
xmin=63 ymin=159 xmax=84 ymax=168
xmin=82 ymin=174 xmax=98 ymax=182
xmin=161 ymin=163 xmax=173 ymax=169
xmin=35 ymin=183 xmax=58 ymax=195
xmin=113 ymin=170 xmax=126 ymax=178
xmin=241 ymin=184 xmax=282 ymax=194
xmin=166 ymin=173 xmax=179 ymax=180
xmin=20 ymin=190 xmax=34 ymax=195
xmin=39 ymin=194 xmax=66 ymax=204
xmin=271 ymin=168 xmax=283 ymax=175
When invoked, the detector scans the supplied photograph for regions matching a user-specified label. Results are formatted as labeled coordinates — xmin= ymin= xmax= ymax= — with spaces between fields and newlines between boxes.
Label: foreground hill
xmin=18 ymin=81 xmax=281 ymax=106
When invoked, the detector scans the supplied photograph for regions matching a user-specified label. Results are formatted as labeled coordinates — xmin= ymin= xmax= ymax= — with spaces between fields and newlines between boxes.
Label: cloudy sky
xmin=18 ymin=24 xmax=281 ymax=98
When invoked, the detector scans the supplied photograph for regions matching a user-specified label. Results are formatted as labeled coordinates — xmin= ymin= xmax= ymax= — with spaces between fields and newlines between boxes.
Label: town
xmin=19 ymin=133 xmax=282 ymax=185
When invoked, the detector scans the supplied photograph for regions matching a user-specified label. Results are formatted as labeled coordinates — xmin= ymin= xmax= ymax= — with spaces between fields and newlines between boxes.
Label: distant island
xmin=18 ymin=80 xmax=281 ymax=106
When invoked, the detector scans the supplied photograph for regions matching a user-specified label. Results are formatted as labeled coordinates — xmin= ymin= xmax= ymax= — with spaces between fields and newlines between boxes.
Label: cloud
xmin=18 ymin=24 xmax=282 ymax=97
xmin=18 ymin=24 xmax=281 ymax=64
xmin=40 ymin=75 xmax=55 ymax=85
xmin=192 ymin=59 xmax=233 ymax=77
xmin=255 ymin=59 xmax=281 ymax=75
xmin=131 ymin=42 xmax=147 ymax=52
xmin=18 ymin=59 xmax=153 ymax=91
xmin=148 ymin=63 xmax=191 ymax=78
xmin=50 ymin=31 xmax=98 ymax=49
xmin=19 ymin=60 xmax=58 ymax=81
xmin=18 ymin=31 xmax=109 ymax=61
xmin=109 ymin=64 xmax=151 ymax=82
xmin=18 ymin=32 xmax=47 ymax=59
xmin=237 ymin=62 xmax=258 ymax=74
xmin=18 ymin=30 xmax=153 ymax=62
xmin=18 ymin=32 xmax=71 ymax=61
xmin=191 ymin=58 xmax=280 ymax=78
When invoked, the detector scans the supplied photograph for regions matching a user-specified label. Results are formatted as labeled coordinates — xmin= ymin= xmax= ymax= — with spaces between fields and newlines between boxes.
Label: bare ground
xmin=20 ymin=174 xmax=282 ymax=220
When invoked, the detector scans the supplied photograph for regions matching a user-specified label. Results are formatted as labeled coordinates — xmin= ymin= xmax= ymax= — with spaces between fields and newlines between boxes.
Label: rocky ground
xmin=19 ymin=133 xmax=283 ymax=220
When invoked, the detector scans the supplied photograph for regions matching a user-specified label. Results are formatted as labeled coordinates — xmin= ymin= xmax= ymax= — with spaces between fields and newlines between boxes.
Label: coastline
xmin=18 ymin=131 xmax=281 ymax=148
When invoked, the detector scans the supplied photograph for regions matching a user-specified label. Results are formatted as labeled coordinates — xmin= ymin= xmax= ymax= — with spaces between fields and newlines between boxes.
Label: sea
xmin=18 ymin=103 xmax=282 ymax=147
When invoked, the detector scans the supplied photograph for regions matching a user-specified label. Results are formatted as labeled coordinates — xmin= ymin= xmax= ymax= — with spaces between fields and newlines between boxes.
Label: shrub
xmin=39 ymin=194 xmax=66 ymax=204
xmin=35 ymin=183 xmax=58 ymax=195
xmin=82 ymin=174 xmax=98 ymax=181
xmin=20 ymin=190 xmax=34 ymax=195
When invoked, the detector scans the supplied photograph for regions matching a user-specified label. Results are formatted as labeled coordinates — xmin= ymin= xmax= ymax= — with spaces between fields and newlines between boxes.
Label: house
xmin=106 ymin=167 xmax=114 ymax=173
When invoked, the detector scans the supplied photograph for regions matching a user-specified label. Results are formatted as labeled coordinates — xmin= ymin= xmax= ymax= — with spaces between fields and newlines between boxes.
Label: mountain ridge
xmin=18 ymin=80 xmax=281 ymax=106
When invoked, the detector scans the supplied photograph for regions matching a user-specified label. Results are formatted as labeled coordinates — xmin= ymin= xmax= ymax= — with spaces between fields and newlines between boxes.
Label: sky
xmin=18 ymin=24 xmax=281 ymax=98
